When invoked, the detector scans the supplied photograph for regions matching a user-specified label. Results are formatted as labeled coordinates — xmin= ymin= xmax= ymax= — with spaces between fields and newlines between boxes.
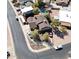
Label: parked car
xmin=49 ymin=32 xmax=53 ymax=38
xmin=7 ymin=51 xmax=10 ymax=58
xmin=16 ymin=16 xmax=19 ymax=21
xmin=53 ymin=45 xmax=63 ymax=51
xmin=68 ymin=51 xmax=71 ymax=59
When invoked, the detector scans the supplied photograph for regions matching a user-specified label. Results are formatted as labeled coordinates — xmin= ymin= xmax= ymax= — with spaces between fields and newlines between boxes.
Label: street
xmin=7 ymin=0 xmax=71 ymax=59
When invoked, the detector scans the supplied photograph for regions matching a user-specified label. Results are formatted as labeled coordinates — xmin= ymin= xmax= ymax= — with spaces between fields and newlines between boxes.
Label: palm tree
xmin=32 ymin=8 xmax=40 ymax=15
xmin=42 ymin=32 xmax=49 ymax=42
xmin=51 ymin=19 xmax=61 ymax=28
xmin=59 ymin=26 xmax=67 ymax=34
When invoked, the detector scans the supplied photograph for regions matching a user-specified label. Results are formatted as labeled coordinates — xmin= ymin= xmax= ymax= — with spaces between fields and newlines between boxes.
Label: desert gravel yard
xmin=52 ymin=29 xmax=71 ymax=46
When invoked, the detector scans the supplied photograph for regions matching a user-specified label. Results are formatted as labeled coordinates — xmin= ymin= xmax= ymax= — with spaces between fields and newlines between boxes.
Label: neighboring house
xmin=21 ymin=6 xmax=34 ymax=18
xmin=59 ymin=10 xmax=71 ymax=27
xmin=49 ymin=9 xmax=71 ymax=27
xmin=56 ymin=0 xmax=69 ymax=4
xmin=34 ymin=15 xmax=48 ymax=25
xmin=21 ymin=6 xmax=33 ymax=14
xmin=56 ymin=0 xmax=71 ymax=7
xmin=35 ymin=15 xmax=52 ymax=33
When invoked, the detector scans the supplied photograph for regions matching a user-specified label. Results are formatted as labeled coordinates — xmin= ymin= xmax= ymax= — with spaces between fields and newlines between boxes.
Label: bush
xmin=32 ymin=1 xmax=46 ymax=8
xmin=31 ymin=29 xmax=39 ymax=39
xmin=60 ymin=26 xmax=67 ymax=33
xmin=42 ymin=32 xmax=49 ymax=42
xmin=51 ymin=19 xmax=61 ymax=28
xmin=32 ymin=8 xmax=40 ymax=15
xmin=33 ymin=2 xmax=39 ymax=7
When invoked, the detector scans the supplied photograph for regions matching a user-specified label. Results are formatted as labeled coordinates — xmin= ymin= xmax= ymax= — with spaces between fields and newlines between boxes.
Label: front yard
xmin=12 ymin=0 xmax=71 ymax=51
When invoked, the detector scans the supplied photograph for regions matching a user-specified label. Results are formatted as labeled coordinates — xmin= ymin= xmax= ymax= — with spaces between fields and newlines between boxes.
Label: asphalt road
xmin=7 ymin=1 xmax=71 ymax=59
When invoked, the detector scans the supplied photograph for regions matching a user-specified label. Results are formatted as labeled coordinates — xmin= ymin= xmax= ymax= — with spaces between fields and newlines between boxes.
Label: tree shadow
xmin=53 ymin=27 xmax=64 ymax=39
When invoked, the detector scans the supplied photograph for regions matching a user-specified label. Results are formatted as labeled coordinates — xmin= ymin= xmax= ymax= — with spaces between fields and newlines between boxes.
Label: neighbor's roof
xmin=56 ymin=0 xmax=69 ymax=4
xmin=21 ymin=6 xmax=33 ymax=14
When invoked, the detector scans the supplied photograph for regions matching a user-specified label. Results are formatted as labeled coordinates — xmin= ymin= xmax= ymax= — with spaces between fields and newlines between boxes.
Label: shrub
xmin=32 ymin=8 xmax=40 ymax=15
xmin=42 ymin=32 xmax=49 ymax=42
xmin=60 ymin=26 xmax=67 ymax=33
xmin=31 ymin=29 xmax=39 ymax=39
xmin=51 ymin=19 xmax=61 ymax=28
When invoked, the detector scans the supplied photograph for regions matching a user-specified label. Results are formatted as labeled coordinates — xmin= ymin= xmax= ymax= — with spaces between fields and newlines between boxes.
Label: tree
xmin=33 ymin=2 xmax=39 ymax=7
xmin=42 ymin=32 xmax=49 ymax=42
xmin=33 ymin=0 xmax=46 ymax=8
xmin=60 ymin=26 xmax=67 ymax=33
xmin=32 ymin=8 xmax=40 ymax=15
xmin=51 ymin=19 xmax=61 ymax=28
xmin=31 ymin=29 xmax=39 ymax=39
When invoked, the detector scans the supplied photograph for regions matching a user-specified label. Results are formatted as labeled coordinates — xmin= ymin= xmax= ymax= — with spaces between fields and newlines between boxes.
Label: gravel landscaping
xmin=28 ymin=38 xmax=46 ymax=50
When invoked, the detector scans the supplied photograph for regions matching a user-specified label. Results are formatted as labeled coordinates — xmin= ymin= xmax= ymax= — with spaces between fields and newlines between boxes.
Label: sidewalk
xmin=7 ymin=22 xmax=17 ymax=59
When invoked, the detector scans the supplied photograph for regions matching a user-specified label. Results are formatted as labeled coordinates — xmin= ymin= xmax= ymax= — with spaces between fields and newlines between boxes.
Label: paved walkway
xmin=7 ymin=22 xmax=17 ymax=59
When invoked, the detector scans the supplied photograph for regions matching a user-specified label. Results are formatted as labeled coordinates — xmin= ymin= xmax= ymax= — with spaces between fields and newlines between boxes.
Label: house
xmin=34 ymin=15 xmax=48 ymax=25
xmin=27 ymin=15 xmax=52 ymax=32
xmin=38 ymin=22 xmax=52 ymax=33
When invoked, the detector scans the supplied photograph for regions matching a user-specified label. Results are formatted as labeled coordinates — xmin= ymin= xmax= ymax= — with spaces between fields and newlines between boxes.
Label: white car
xmin=53 ymin=45 xmax=63 ymax=51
